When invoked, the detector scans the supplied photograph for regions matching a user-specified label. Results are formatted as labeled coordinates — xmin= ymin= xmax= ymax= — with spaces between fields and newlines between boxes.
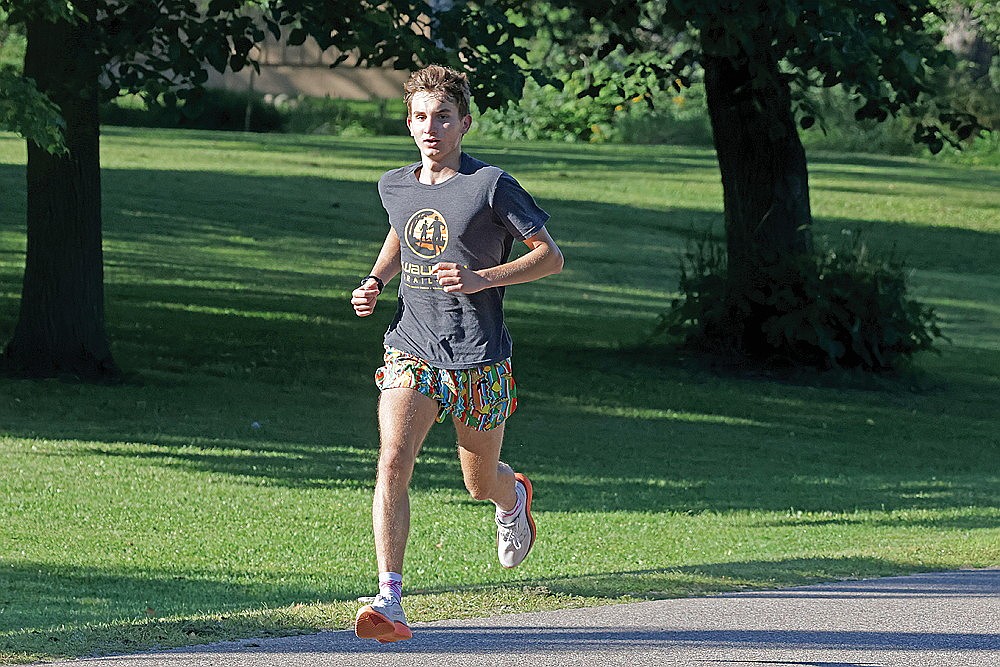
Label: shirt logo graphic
xmin=405 ymin=209 xmax=449 ymax=259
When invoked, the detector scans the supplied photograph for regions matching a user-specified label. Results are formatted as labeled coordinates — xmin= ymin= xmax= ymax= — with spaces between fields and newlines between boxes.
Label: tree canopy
xmin=542 ymin=0 xmax=984 ymax=152
xmin=0 ymin=0 xmax=529 ymax=152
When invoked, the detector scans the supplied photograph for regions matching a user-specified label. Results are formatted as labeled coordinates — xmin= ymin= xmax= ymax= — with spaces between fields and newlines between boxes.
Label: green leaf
xmin=287 ymin=27 xmax=307 ymax=47
xmin=899 ymin=50 xmax=921 ymax=76
xmin=0 ymin=67 xmax=66 ymax=154
xmin=206 ymin=42 xmax=229 ymax=73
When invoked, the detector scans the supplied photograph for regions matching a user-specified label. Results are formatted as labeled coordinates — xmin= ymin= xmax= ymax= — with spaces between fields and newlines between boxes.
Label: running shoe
xmin=355 ymin=593 xmax=412 ymax=643
xmin=497 ymin=472 xmax=536 ymax=568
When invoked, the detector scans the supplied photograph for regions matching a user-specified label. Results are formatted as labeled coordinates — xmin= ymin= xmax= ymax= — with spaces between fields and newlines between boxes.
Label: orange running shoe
xmin=355 ymin=594 xmax=412 ymax=643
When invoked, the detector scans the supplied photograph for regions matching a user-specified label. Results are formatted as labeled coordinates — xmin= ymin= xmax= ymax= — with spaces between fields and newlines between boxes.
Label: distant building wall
xmin=206 ymin=35 xmax=409 ymax=100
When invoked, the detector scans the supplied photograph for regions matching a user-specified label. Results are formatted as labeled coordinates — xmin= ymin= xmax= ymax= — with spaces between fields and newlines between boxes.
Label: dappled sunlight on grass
xmin=531 ymin=554 xmax=996 ymax=600
xmin=142 ymin=300 xmax=346 ymax=326
xmin=523 ymin=393 xmax=770 ymax=427
xmin=0 ymin=129 xmax=997 ymax=662
xmin=576 ymin=405 xmax=767 ymax=426
xmin=908 ymin=271 xmax=1000 ymax=351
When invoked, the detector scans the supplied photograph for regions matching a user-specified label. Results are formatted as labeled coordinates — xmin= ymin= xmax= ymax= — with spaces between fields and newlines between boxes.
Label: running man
xmin=350 ymin=64 xmax=564 ymax=643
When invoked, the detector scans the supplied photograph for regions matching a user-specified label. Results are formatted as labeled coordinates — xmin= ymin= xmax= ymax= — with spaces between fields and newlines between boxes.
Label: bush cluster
xmin=96 ymin=82 xmax=996 ymax=165
xmin=657 ymin=232 xmax=947 ymax=371
xmin=275 ymin=95 xmax=408 ymax=137
xmin=101 ymin=90 xmax=408 ymax=136
xmin=471 ymin=78 xmax=713 ymax=146
xmin=102 ymin=89 xmax=284 ymax=133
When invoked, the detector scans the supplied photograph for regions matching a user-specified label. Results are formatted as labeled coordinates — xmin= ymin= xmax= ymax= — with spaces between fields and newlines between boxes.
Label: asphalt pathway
xmin=46 ymin=568 xmax=999 ymax=666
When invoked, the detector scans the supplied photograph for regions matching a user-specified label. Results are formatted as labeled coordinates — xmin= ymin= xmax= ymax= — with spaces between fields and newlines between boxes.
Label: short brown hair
xmin=403 ymin=65 xmax=471 ymax=118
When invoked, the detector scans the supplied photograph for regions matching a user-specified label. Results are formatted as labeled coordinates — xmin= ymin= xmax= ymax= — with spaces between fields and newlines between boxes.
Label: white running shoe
xmin=497 ymin=472 xmax=536 ymax=568
xmin=355 ymin=593 xmax=412 ymax=643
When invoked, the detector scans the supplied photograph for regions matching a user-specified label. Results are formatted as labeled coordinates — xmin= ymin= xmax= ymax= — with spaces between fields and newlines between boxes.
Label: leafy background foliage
xmin=2 ymin=2 xmax=995 ymax=155
xmin=0 ymin=8 xmax=64 ymax=153
xmin=0 ymin=0 xmax=532 ymax=151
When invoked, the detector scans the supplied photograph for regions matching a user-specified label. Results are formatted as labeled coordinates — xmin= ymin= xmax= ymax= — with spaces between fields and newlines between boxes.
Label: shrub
xmin=101 ymin=92 xmax=410 ymax=138
xmin=797 ymin=85 xmax=922 ymax=156
xmin=472 ymin=77 xmax=612 ymax=143
xmin=796 ymin=82 xmax=998 ymax=159
xmin=657 ymin=232 xmax=947 ymax=371
xmin=102 ymin=89 xmax=284 ymax=133
xmin=473 ymin=77 xmax=714 ymax=146
xmin=275 ymin=96 xmax=408 ymax=136
xmin=0 ymin=18 xmax=26 ymax=70
xmin=609 ymin=83 xmax=714 ymax=146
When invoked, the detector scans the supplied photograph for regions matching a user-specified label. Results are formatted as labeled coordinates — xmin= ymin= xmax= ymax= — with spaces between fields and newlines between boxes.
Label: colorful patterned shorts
xmin=374 ymin=347 xmax=518 ymax=431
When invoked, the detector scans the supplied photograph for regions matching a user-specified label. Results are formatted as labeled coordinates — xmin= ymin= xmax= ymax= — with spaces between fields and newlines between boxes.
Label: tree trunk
xmin=702 ymin=46 xmax=813 ymax=354
xmin=2 ymin=4 xmax=120 ymax=380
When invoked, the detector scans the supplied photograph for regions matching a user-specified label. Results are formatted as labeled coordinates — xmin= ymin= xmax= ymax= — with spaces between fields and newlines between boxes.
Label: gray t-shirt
xmin=377 ymin=152 xmax=549 ymax=369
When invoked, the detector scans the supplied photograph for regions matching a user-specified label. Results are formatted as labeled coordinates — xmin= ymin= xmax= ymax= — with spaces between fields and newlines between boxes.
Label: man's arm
xmin=431 ymin=227 xmax=564 ymax=294
xmin=351 ymin=230 xmax=402 ymax=317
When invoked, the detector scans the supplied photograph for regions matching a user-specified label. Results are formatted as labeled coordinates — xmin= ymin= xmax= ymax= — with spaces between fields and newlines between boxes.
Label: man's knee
xmin=377 ymin=440 xmax=418 ymax=481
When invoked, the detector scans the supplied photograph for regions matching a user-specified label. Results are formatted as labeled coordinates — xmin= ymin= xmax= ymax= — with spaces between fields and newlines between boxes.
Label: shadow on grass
xmin=809 ymin=216 xmax=1000 ymax=276
xmin=0 ymin=561 xmax=348 ymax=660
xmin=4 ymin=341 xmax=996 ymax=518
xmin=416 ymin=556 xmax=982 ymax=600
xmin=88 ymin=126 xmax=1000 ymax=184
xmin=0 ymin=205 xmax=997 ymax=517
xmin=0 ymin=560 xmax=347 ymax=634
xmin=1 ymin=154 xmax=998 ymax=513
xmin=807 ymin=151 xmax=1000 ymax=191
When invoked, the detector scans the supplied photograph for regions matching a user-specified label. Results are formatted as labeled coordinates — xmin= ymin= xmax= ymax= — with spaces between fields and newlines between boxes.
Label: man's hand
xmin=431 ymin=262 xmax=489 ymax=294
xmin=351 ymin=279 xmax=381 ymax=317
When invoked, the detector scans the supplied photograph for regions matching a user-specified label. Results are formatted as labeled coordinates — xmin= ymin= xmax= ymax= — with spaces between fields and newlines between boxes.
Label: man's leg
xmin=356 ymin=387 xmax=438 ymax=643
xmin=374 ymin=388 xmax=438 ymax=576
xmin=454 ymin=420 xmax=516 ymax=510
xmin=455 ymin=419 xmax=536 ymax=568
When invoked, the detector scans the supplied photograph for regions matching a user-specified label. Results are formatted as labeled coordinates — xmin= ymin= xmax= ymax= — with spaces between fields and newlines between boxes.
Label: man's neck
xmin=417 ymin=153 xmax=463 ymax=185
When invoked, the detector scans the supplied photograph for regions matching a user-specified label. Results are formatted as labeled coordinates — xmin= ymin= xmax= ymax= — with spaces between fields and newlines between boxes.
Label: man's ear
xmin=462 ymin=115 xmax=472 ymax=134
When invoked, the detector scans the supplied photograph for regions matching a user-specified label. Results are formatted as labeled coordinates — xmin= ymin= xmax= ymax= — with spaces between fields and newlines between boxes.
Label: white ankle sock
xmin=496 ymin=481 xmax=525 ymax=525
xmin=378 ymin=572 xmax=402 ymax=601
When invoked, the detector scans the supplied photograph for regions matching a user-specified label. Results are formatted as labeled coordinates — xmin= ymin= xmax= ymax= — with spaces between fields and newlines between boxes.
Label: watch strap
xmin=360 ymin=275 xmax=384 ymax=293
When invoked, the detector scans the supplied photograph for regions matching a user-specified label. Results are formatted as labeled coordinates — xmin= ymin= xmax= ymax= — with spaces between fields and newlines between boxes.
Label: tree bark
xmin=702 ymin=45 xmax=813 ymax=354
xmin=2 ymin=3 xmax=120 ymax=380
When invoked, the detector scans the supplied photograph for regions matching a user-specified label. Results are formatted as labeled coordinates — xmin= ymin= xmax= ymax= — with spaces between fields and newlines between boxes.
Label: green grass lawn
xmin=0 ymin=128 xmax=997 ymax=663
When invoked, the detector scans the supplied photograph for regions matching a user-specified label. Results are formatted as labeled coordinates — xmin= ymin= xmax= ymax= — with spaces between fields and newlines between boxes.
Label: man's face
xmin=406 ymin=92 xmax=471 ymax=164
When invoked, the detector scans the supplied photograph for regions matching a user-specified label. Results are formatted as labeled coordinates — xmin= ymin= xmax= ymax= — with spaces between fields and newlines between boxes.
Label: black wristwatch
xmin=360 ymin=275 xmax=384 ymax=293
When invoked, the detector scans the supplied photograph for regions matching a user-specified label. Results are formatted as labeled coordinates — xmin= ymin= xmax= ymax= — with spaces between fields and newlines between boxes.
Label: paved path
xmin=49 ymin=568 xmax=998 ymax=666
